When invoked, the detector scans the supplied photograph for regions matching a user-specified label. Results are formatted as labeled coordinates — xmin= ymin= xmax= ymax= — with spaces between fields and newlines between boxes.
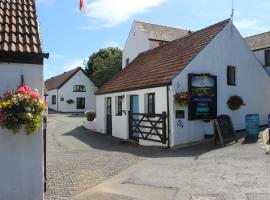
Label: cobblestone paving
xmin=45 ymin=113 xmax=160 ymax=200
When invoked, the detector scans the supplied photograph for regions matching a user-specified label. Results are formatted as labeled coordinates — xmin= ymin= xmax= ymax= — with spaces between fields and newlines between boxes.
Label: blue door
xmin=130 ymin=95 xmax=139 ymax=139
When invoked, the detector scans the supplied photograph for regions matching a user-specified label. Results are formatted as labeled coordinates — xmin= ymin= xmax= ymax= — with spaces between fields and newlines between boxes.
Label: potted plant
xmin=227 ymin=95 xmax=245 ymax=110
xmin=0 ymin=85 xmax=47 ymax=134
xmin=174 ymin=92 xmax=189 ymax=106
xmin=85 ymin=110 xmax=96 ymax=121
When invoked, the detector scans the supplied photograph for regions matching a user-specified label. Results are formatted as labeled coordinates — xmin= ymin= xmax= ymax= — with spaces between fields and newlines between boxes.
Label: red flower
xmin=29 ymin=91 xmax=39 ymax=99
xmin=17 ymin=86 xmax=26 ymax=94
xmin=23 ymin=85 xmax=32 ymax=92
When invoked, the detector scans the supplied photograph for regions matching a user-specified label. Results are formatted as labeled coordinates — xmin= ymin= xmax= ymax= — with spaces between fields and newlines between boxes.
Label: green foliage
xmin=85 ymin=47 xmax=122 ymax=88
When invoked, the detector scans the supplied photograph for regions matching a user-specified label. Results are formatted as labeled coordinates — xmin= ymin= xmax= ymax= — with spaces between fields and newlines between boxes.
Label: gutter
xmin=166 ymin=85 xmax=171 ymax=148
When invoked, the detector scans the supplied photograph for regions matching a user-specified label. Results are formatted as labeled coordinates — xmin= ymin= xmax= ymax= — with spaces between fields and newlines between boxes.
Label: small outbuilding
xmin=45 ymin=67 xmax=96 ymax=112
xmin=95 ymin=19 xmax=270 ymax=147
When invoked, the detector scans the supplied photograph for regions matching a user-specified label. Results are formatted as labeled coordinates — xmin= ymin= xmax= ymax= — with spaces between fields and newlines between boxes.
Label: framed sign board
xmin=214 ymin=115 xmax=238 ymax=145
xmin=188 ymin=73 xmax=217 ymax=120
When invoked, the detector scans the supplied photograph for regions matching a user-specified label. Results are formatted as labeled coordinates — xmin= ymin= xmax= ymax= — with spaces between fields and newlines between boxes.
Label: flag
xmin=79 ymin=0 xmax=87 ymax=13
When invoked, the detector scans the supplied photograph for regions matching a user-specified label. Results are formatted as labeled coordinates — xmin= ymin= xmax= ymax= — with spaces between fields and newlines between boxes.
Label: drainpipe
xmin=57 ymin=89 xmax=59 ymax=112
xmin=166 ymin=85 xmax=171 ymax=149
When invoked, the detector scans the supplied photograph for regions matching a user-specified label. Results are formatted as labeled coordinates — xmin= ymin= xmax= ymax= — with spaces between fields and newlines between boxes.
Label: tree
xmin=85 ymin=47 xmax=122 ymax=88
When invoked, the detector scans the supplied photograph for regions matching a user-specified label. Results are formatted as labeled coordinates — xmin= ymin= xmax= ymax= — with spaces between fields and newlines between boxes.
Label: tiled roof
xmin=0 ymin=0 xmax=45 ymax=56
xmin=136 ymin=21 xmax=190 ymax=42
xmin=45 ymin=67 xmax=82 ymax=91
xmin=245 ymin=31 xmax=270 ymax=51
xmin=97 ymin=19 xmax=230 ymax=95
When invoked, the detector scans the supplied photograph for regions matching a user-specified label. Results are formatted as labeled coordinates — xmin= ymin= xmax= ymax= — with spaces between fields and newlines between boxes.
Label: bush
xmin=85 ymin=110 xmax=96 ymax=121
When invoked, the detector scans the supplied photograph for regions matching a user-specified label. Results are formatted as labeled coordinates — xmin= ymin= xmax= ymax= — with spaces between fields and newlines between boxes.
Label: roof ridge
xmin=135 ymin=20 xmax=189 ymax=31
xmin=137 ymin=18 xmax=231 ymax=58
xmin=245 ymin=30 xmax=270 ymax=39
xmin=46 ymin=67 xmax=81 ymax=80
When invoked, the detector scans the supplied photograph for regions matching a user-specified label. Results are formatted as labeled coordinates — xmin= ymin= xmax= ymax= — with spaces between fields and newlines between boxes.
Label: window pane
xmin=148 ymin=93 xmax=155 ymax=114
xmin=265 ymin=49 xmax=270 ymax=66
xmin=227 ymin=66 xmax=236 ymax=86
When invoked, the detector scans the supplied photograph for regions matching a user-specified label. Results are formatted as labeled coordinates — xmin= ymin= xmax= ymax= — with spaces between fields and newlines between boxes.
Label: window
xmin=265 ymin=49 xmax=270 ymax=66
xmin=76 ymin=97 xmax=85 ymax=109
xmin=52 ymin=95 xmax=56 ymax=105
xmin=106 ymin=97 xmax=112 ymax=115
xmin=116 ymin=96 xmax=123 ymax=116
xmin=126 ymin=58 xmax=130 ymax=66
xmin=227 ymin=66 xmax=236 ymax=86
xmin=73 ymin=85 xmax=86 ymax=92
xmin=147 ymin=93 xmax=155 ymax=114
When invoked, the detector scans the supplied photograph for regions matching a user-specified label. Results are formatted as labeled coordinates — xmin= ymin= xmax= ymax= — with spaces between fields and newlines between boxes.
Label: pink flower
xmin=4 ymin=90 xmax=13 ymax=96
xmin=17 ymin=86 xmax=26 ymax=94
xmin=23 ymin=85 xmax=32 ymax=92
xmin=29 ymin=91 xmax=39 ymax=99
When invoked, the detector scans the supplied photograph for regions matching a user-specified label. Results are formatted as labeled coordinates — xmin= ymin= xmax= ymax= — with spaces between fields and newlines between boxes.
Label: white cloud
xmin=84 ymin=0 xmax=166 ymax=28
xmin=234 ymin=19 xmax=269 ymax=36
xmin=103 ymin=41 xmax=123 ymax=48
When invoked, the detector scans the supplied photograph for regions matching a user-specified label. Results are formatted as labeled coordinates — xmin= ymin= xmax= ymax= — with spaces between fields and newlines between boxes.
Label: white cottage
xmin=96 ymin=19 xmax=270 ymax=147
xmin=122 ymin=20 xmax=190 ymax=68
xmin=245 ymin=31 xmax=270 ymax=75
xmin=0 ymin=0 xmax=49 ymax=199
xmin=45 ymin=67 xmax=96 ymax=112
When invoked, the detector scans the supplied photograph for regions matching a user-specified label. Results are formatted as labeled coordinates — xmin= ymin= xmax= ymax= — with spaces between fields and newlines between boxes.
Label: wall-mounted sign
xmin=245 ymin=114 xmax=260 ymax=138
xmin=176 ymin=110 xmax=185 ymax=119
xmin=188 ymin=73 xmax=217 ymax=120
xmin=176 ymin=120 xmax=184 ymax=128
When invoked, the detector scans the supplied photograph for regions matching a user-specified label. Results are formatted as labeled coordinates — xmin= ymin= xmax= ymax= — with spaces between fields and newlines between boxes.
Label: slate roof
xmin=97 ymin=19 xmax=230 ymax=95
xmin=245 ymin=31 xmax=270 ymax=51
xmin=135 ymin=21 xmax=190 ymax=42
xmin=45 ymin=67 xmax=83 ymax=91
xmin=0 ymin=0 xmax=47 ymax=58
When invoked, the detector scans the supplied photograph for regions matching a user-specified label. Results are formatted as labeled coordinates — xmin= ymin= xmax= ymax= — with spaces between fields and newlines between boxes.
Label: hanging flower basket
xmin=0 ymin=85 xmax=47 ymax=134
xmin=174 ymin=92 xmax=189 ymax=107
xmin=227 ymin=95 xmax=245 ymax=110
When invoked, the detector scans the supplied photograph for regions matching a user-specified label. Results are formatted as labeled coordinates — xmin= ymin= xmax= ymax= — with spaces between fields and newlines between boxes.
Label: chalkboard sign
xmin=214 ymin=115 xmax=238 ymax=145
xmin=245 ymin=114 xmax=260 ymax=138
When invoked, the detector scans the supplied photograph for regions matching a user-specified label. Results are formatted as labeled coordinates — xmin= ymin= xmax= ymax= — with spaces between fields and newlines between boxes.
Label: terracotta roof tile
xmin=45 ymin=67 xmax=85 ymax=91
xmin=97 ymin=19 xmax=230 ymax=95
xmin=0 ymin=0 xmax=44 ymax=55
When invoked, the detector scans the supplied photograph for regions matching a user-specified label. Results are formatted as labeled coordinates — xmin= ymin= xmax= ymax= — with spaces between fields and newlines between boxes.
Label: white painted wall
xmin=0 ymin=63 xmax=44 ymax=200
xmin=171 ymin=22 xmax=270 ymax=146
xmin=47 ymin=89 xmax=57 ymax=111
xmin=96 ymin=86 xmax=168 ymax=144
xmin=122 ymin=22 xmax=150 ymax=68
xmin=47 ymin=70 xmax=96 ymax=112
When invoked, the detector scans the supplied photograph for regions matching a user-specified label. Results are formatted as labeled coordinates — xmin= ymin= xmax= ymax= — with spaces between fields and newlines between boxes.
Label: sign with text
xmin=245 ymin=114 xmax=260 ymax=138
xmin=188 ymin=73 xmax=217 ymax=120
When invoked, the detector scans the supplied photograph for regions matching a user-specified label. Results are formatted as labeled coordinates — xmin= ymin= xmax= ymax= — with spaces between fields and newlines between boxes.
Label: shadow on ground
xmin=63 ymin=126 xmax=251 ymax=159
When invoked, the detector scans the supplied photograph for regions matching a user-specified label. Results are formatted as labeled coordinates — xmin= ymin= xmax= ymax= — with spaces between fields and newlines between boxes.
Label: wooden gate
xmin=129 ymin=111 xmax=167 ymax=145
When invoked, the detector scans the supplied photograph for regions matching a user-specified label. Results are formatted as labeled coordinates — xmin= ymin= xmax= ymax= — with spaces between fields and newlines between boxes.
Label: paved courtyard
xmin=45 ymin=113 xmax=161 ymax=200
xmin=75 ymin=134 xmax=270 ymax=200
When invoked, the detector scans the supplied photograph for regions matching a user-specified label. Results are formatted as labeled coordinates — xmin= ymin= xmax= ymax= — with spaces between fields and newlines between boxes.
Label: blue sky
xmin=37 ymin=0 xmax=270 ymax=80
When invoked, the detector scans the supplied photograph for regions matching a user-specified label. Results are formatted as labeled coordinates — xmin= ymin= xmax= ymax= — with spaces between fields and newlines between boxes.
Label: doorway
xmin=130 ymin=95 xmax=139 ymax=140
xmin=76 ymin=97 xmax=85 ymax=109
xmin=106 ymin=97 xmax=112 ymax=135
